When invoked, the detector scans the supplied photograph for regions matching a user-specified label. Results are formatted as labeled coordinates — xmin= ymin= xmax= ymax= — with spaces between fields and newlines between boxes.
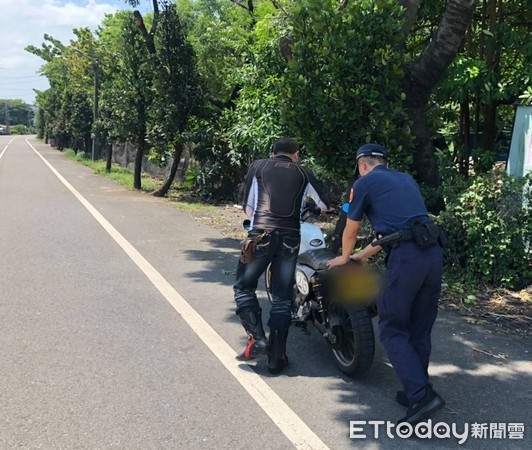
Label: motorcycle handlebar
xmin=300 ymin=205 xmax=339 ymax=221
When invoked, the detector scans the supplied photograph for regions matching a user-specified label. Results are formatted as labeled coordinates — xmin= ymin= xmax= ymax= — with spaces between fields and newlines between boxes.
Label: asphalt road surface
xmin=0 ymin=136 xmax=530 ymax=449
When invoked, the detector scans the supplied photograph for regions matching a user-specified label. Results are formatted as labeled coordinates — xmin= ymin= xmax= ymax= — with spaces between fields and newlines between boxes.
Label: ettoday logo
xmin=349 ymin=420 xmax=525 ymax=444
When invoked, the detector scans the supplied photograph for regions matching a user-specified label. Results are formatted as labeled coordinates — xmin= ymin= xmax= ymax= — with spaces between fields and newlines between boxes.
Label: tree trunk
xmin=478 ymin=0 xmax=500 ymax=172
xmin=134 ymin=138 xmax=145 ymax=190
xmin=459 ymin=96 xmax=471 ymax=176
xmin=480 ymin=101 xmax=497 ymax=171
xmin=106 ymin=143 xmax=113 ymax=173
xmin=402 ymin=0 xmax=475 ymax=213
xmin=153 ymin=142 xmax=184 ymax=197
xmin=397 ymin=0 xmax=422 ymax=35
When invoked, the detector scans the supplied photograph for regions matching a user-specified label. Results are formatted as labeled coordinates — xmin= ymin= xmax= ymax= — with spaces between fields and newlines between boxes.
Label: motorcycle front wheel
xmin=328 ymin=302 xmax=375 ymax=377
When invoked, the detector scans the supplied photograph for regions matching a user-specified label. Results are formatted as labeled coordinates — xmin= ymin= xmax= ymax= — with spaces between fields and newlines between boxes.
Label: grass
xmin=170 ymin=201 xmax=218 ymax=213
xmin=64 ymin=149 xmax=161 ymax=192
xmin=63 ymin=148 xmax=219 ymax=214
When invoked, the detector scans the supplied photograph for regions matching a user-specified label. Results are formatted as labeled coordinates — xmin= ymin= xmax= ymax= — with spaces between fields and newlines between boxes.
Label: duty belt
xmin=371 ymin=229 xmax=414 ymax=249
xmin=372 ymin=222 xmax=447 ymax=251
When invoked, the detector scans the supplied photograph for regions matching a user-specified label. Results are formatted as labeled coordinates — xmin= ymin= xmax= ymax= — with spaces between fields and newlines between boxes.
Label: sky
xmin=0 ymin=0 xmax=152 ymax=105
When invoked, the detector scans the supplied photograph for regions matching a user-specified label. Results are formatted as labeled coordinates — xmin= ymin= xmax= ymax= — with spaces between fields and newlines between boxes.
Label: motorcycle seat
xmin=298 ymin=248 xmax=337 ymax=271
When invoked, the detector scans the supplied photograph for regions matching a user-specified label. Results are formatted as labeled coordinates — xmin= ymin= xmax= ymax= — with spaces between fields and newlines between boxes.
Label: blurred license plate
xmin=331 ymin=265 xmax=381 ymax=304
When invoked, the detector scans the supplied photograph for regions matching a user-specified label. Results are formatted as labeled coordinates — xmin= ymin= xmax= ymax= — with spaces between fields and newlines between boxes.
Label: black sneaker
xmin=398 ymin=387 xmax=445 ymax=425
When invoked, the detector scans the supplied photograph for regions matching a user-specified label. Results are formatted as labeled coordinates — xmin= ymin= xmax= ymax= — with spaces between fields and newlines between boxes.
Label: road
xmin=0 ymin=136 xmax=530 ymax=449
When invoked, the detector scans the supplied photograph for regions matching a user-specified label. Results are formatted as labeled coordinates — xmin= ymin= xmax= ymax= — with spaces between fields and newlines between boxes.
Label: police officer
xmin=327 ymin=143 xmax=445 ymax=424
xmin=234 ymin=138 xmax=330 ymax=374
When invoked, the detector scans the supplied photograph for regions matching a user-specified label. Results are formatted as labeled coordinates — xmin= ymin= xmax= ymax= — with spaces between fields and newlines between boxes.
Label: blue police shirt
xmin=347 ymin=165 xmax=429 ymax=235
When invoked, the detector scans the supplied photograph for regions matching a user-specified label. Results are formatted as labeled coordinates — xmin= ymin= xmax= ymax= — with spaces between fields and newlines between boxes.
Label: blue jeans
xmin=234 ymin=230 xmax=300 ymax=330
xmin=377 ymin=241 xmax=444 ymax=404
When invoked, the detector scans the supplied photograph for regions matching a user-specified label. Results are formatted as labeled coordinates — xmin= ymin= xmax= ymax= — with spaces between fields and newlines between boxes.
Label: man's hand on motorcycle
xmin=326 ymin=255 xmax=350 ymax=269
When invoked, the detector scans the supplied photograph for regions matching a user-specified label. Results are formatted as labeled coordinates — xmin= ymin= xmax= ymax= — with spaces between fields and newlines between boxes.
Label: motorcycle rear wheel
xmin=265 ymin=264 xmax=375 ymax=377
xmin=328 ymin=302 xmax=375 ymax=377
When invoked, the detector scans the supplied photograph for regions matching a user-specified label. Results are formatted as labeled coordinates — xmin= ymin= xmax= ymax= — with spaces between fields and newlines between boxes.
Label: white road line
xmin=0 ymin=137 xmax=17 ymax=160
xmin=25 ymin=138 xmax=330 ymax=450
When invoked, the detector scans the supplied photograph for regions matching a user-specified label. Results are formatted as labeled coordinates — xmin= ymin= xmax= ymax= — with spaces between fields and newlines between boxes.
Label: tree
xmin=400 ymin=0 xmax=476 ymax=211
xmin=96 ymin=11 xmax=154 ymax=189
xmin=150 ymin=1 xmax=202 ymax=197
xmin=283 ymin=0 xmax=412 ymax=183
xmin=27 ymin=30 xmax=100 ymax=153
xmin=433 ymin=0 xmax=532 ymax=176
xmin=276 ymin=0 xmax=476 ymax=212
xmin=0 ymin=99 xmax=34 ymax=128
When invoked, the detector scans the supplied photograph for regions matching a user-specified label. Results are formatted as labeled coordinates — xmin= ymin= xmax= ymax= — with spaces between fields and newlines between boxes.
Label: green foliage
xmin=26 ymin=31 xmax=98 ymax=151
xmin=100 ymin=12 xmax=153 ymax=144
xmin=9 ymin=125 xmax=30 ymax=135
xmin=177 ymin=0 xmax=253 ymax=102
xmin=148 ymin=2 xmax=202 ymax=159
xmin=26 ymin=0 xmax=531 ymax=293
xmin=182 ymin=1 xmax=288 ymax=199
xmin=0 ymin=99 xmax=34 ymax=127
xmin=519 ymin=86 xmax=532 ymax=106
xmin=437 ymin=170 xmax=532 ymax=288
xmin=284 ymin=0 xmax=412 ymax=181
xmin=432 ymin=0 xmax=532 ymax=174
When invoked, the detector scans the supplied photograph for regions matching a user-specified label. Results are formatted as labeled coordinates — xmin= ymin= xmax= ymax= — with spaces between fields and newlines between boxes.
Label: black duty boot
xmin=397 ymin=387 xmax=445 ymax=425
xmin=267 ymin=328 xmax=289 ymax=374
xmin=397 ymin=382 xmax=433 ymax=407
xmin=236 ymin=310 xmax=268 ymax=361
xmin=396 ymin=391 xmax=408 ymax=407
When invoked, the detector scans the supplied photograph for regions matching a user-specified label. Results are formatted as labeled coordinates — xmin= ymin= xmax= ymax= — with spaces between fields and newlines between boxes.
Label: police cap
xmin=355 ymin=143 xmax=388 ymax=161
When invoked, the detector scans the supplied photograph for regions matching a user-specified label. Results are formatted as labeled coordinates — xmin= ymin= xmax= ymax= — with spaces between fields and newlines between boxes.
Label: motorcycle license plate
xmin=330 ymin=265 xmax=381 ymax=304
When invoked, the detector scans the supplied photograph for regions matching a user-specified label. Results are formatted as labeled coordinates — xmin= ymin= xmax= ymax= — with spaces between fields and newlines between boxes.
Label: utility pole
xmin=72 ymin=47 xmax=99 ymax=160
xmin=91 ymin=58 xmax=99 ymax=161
xmin=4 ymin=101 xmax=9 ymax=134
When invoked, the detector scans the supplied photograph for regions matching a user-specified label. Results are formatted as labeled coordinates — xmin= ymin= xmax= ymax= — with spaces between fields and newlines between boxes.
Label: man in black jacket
xmin=234 ymin=138 xmax=330 ymax=373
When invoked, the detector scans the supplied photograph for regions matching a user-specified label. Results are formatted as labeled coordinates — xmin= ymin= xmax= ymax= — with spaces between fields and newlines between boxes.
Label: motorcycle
xmin=263 ymin=205 xmax=379 ymax=377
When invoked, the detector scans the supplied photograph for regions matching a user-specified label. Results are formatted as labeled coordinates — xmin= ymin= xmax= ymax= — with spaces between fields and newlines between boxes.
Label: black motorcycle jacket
xmin=242 ymin=155 xmax=329 ymax=232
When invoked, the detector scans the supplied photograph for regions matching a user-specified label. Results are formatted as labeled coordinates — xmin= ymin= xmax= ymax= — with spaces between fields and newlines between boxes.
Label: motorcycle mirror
xmin=242 ymin=219 xmax=251 ymax=231
xmin=342 ymin=203 xmax=349 ymax=213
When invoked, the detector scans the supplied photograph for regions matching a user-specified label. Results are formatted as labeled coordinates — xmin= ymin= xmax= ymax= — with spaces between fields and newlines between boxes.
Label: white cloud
xmin=0 ymin=0 xmax=125 ymax=103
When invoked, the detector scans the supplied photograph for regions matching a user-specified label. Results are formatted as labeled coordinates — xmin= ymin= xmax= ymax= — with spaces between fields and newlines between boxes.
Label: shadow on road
xmin=184 ymin=236 xmax=531 ymax=448
xmin=183 ymin=237 xmax=240 ymax=286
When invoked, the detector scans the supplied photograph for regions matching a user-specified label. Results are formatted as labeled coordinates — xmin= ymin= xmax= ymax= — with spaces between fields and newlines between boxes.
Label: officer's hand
xmin=326 ymin=255 xmax=350 ymax=269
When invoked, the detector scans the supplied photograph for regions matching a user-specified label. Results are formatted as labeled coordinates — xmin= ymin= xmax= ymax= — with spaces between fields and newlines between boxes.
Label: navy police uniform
xmin=347 ymin=144 xmax=444 ymax=416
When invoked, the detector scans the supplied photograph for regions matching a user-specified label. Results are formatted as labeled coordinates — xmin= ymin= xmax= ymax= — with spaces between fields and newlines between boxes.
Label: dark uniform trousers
xmin=378 ymin=241 xmax=444 ymax=404
xmin=234 ymin=230 xmax=300 ymax=330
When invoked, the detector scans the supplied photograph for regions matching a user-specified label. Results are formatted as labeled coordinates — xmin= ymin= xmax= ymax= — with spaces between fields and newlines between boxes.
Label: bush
xmin=437 ymin=170 xmax=532 ymax=288
xmin=10 ymin=124 xmax=30 ymax=135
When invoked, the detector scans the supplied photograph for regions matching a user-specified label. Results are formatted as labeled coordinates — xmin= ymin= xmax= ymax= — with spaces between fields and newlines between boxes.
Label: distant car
xmin=0 ymin=126 xmax=7 ymax=135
